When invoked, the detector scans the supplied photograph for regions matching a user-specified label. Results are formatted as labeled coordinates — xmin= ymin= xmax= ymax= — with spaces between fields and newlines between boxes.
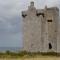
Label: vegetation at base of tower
xmin=0 ymin=50 xmax=59 ymax=58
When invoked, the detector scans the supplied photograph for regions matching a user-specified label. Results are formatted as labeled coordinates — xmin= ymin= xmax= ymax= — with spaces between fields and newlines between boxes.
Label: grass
xmin=0 ymin=51 xmax=59 ymax=60
xmin=0 ymin=50 xmax=59 ymax=58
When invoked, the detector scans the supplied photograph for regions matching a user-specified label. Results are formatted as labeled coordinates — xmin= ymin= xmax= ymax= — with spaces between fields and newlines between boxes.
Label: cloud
xmin=46 ymin=0 xmax=60 ymax=7
xmin=0 ymin=0 xmax=59 ymax=48
xmin=0 ymin=0 xmax=23 ymax=47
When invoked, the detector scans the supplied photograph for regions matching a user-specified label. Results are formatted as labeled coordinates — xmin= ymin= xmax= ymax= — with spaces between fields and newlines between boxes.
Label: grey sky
xmin=0 ymin=0 xmax=59 ymax=47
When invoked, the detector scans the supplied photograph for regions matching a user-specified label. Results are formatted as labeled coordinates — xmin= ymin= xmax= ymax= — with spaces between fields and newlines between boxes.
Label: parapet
xmin=36 ymin=9 xmax=44 ymax=17
xmin=21 ymin=2 xmax=59 ymax=18
xmin=47 ymin=7 xmax=59 ymax=11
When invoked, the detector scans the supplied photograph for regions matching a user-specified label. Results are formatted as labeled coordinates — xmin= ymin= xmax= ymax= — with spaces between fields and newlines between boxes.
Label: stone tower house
xmin=22 ymin=2 xmax=59 ymax=52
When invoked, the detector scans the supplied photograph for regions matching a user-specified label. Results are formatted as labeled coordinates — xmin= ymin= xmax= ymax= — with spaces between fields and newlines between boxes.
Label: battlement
xmin=30 ymin=1 xmax=34 ymax=7
xmin=22 ymin=2 xmax=59 ymax=18
xmin=47 ymin=7 xmax=59 ymax=11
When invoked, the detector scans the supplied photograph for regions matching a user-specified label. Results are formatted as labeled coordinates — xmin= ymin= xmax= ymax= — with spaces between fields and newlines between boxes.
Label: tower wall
xmin=43 ymin=7 xmax=59 ymax=52
xmin=22 ymin=7 xmax=43 ymax=52
xmin=22 ymin=2 xmax=59 ymax=52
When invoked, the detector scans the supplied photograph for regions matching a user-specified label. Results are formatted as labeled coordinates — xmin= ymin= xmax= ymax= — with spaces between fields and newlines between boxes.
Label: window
xmin=22 ymin=14 xmax=27 ymax=18
xmin=47 ymin=20 xmax=52 ymax=22
xmin=49 ymin=43 xmax=52 ymax=49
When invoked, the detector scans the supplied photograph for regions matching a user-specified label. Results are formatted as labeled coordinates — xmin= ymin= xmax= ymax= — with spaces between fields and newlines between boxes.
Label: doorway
xmin=49 ymin=43 xmax=52 ymax=49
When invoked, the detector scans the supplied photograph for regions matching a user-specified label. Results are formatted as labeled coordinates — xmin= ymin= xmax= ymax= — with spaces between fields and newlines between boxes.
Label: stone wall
xmin=22 ymin=2 xmax=59 ymax=53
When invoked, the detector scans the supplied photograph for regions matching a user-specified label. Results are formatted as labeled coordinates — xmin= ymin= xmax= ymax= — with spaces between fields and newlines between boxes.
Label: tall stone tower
xmin=22 ymin=2 xmax=59 ymax=52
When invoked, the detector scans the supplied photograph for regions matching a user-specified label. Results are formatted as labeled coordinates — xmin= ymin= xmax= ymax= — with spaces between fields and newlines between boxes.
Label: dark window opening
xmin=49 ymin=43 xmax=52 ymax=49
xmin=36 ymin=13 xmax=44 ymax=17
xmin=22 ymin=14 xmax=27 ymax=18
xmin=47 ymin=20 xmax=52 ymax=22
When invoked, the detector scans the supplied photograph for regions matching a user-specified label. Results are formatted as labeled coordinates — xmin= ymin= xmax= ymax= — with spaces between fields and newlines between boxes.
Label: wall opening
xmin=47 ymin=20 xmax=52 ymax=22
xmin=49 ymin=43 xmax=52 ymax=49
xmin=22 ymin=14 xmax=27 ymax=18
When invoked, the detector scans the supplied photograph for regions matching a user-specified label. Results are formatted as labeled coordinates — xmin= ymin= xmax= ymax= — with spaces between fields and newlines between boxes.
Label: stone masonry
xmin=22 ymin=2 xmax=59 ymax=53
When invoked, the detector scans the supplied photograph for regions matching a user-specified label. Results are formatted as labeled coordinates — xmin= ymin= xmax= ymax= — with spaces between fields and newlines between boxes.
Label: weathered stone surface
xmin=22 ymin=2 xmax=59 ymax=53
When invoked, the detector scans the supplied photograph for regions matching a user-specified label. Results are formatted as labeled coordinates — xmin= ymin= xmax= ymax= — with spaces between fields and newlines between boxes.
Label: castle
xmin=22 ymin=2 xmax=60 ymax=53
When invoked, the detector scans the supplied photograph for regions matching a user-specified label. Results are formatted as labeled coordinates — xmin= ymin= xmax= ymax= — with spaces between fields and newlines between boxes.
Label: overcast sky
xmin=0 ymin=0 xmax=59 ymax=47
